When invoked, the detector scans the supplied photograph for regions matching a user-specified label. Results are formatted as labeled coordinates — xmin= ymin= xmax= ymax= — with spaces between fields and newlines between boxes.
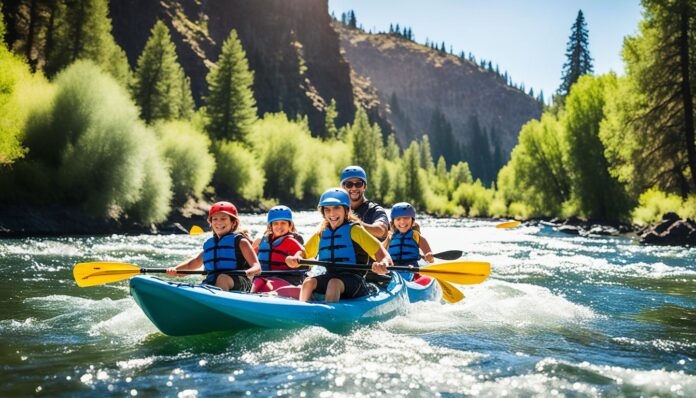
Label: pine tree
xmin=385 ymin=133 xmax=400 ymax=161
xmin=348 ymin=11 xmax=357 ymax=28
xmin=205 ymin=29 xmax=257 ymax=142
xmin=44 ymin=0 xmax=130 ymax=85
xmin=419 ymin=135 xmax=435 ymax=172
xmin=403 ymin=141 xmax=424 ymax=206
xmin=557 ymin=10 xmax=594 ymax=98
xmin=324 ymin=98 xmax=338 ymax=139
xmin=131 ymin=21 xmax=193 ymax=123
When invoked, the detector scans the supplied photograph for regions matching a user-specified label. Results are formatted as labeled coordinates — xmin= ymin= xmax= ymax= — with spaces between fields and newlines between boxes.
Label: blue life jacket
xmin=257 ymin=235 xmax=292 ymax=271
xmin=202 ymin=233 xmax=247 ymax=272
xmin=388 ymin=230 xmax=420 ymax=281
xmin=318 ymin=222 xmax=369 ymax=266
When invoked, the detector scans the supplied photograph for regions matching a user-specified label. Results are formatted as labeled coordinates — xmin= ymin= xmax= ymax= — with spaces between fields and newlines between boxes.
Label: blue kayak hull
xmin=130 ymin=272 xmax=408 ymax=336
xmin=405 ymin=277 xmax=441 ymax=303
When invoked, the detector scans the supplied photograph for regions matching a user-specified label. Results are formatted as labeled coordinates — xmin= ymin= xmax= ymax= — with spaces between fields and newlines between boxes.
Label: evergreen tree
xmin=348 ymin=11 xmax=357 ymax=28
xmin=440 ymin=41 xmax=446 ymax=52
xmin=385 ymin=133 xmax=400 ymax=161
xmin=402 ymin=141 xmax=424 ymax=206
xmin=419 ymin=135 xmax=435 ymax=172
xmin=429 ymin=108 xmax=459 ymax=165
xmin=349 ymin=107 xmax=380 ymax=179
xmin=557 ymin=10 xmax=594 ymax=98
xmin=324 ymin=98 xmax=338 ymax=139
xmin=131 ymin=21 xmax=193 ymax=123
xmin=205 ymin=29 xmax=257 ymax=142
xmin=602 ymin=0 xmax=696 ymax=196
xmin=44 ymin=0 xmax=130 ymax=85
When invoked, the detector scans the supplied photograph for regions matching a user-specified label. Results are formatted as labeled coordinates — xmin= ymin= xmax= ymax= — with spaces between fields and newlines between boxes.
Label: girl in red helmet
xmin=166 ymin=201 xmax=262 ymax=291
xmin=250 ymin=205 xmax=306 ymax=298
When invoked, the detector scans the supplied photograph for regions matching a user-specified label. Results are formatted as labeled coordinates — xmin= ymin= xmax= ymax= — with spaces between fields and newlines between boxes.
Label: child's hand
xmin=423 ymin=252 xmax=435 ymax=263
xmin=245 ymin=268 xmax=260 ymax=279
xmin=165 ymin=267 xmax=181 ymax=277
xmin=371 ymin=261 xmax=389 ymax=275
xmin=285 ymin=255 xmax=301 ymax=268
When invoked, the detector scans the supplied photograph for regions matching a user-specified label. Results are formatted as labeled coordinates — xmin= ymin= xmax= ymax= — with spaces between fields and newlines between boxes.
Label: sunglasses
xmin=343 ymin=181 xmax=365 ymax=188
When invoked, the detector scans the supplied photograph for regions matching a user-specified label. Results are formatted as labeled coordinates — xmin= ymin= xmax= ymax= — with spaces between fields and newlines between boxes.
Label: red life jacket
xmin=257 ymin=234 xmax=302 ymax=271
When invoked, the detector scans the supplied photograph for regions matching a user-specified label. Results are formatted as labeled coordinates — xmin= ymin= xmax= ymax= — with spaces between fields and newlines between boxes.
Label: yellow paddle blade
xmin=73 ymin=262 xmax=142 ymax=287
xmin=436 ymin=279 xmax=465 ymax=303
xmin=496 ymin=220 xmax=521 ymax=229
xmin=189 ymin=225 xmax=204 ymax=235
xmin=418 ymin=261 xmax=491 ymax=285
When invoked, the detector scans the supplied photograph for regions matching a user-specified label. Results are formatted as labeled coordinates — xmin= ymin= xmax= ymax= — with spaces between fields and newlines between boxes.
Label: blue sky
xmin=328 ymin=0 xmax=643 ymax=101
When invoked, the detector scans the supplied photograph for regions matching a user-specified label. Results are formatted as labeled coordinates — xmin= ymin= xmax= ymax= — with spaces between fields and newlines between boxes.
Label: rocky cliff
xmin=335 ymin=23 xmax=542 ymax=158
xmin=109 ymin=0 xmax=356 ymax=135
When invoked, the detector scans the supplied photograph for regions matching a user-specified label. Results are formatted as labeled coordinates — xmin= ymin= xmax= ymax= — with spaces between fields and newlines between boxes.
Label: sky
xmin=328 ymin=0 xmax=643 ymax=101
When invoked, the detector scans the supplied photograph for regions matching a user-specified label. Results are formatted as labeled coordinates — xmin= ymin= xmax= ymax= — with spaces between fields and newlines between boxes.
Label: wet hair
xmin=317 ymin=205 xmax=361 ymax=233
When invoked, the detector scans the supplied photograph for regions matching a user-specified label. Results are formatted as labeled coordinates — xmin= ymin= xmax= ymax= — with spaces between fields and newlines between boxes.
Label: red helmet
xmin=208 ymin=201 xmax=238 ymax=221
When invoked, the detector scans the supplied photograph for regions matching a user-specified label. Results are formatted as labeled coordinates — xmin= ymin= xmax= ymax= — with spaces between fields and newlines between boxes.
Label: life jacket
xmin=388 ymin=229 xmax=420 ymax=282
xmin=202 ymin=233 xmax=248 ymax=272
xmin=388 ymin=229 xmax=420 ymax=263
xmin=318 ymin=222 xmax=369 ymax=265
xmin=257 ymin=234 xmax=298 ymax=271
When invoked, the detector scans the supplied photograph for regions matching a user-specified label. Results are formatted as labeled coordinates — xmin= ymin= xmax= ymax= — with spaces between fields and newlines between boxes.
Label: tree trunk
xmin=26 ymin=0 xmax=38 ymax=72
xmin=678 ymin=2 xmax=696 ymax=191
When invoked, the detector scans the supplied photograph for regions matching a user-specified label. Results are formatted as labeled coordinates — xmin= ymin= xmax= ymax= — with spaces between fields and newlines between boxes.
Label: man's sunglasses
xmin=343 ymin=181 xmax=365 ymax=189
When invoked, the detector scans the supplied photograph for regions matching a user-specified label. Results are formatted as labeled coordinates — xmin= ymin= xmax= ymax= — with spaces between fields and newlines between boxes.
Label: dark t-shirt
xmin=353 ymin=199 xmax=389 ymax=230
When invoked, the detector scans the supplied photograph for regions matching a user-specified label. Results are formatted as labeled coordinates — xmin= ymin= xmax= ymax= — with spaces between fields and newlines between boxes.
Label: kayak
xmin=404 ymin=275 xmax=441 ymax=303
xmin=130 ymin=271 xmax=408 ymax=336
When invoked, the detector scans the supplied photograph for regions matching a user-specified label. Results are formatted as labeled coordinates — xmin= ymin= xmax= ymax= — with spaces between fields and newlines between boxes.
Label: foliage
xmin=602 ymin=0 xmax=696 ymax=197
xmin=154 ymin=120 xmax=216 ymax=202
xmin=131 ymin=21 xmax=193 ymax=123
xmin=497 ymin=114 xmax=569 ymax=216
xmin=44 ymin=0 xmax=130 ymax=86
xmin=213 ymin=140 xmax=264 ymax=201
xmin=348 ymin=107 xmax=382 ymax=182
xmin=205 ymin=29 xmax=257 ymax=142
xmin=0 ymin=30 xmax=53 ymax=165
xmin=557 ymin=10 xmax=594 ymax=98
xmin=324 ymin=99 xmax=338 ymax=139
xmin=562 ymin=74 xmax=631 ymax=221
xmin=7 ymin=61 xmax=171 ymax=222
xmin=632 ymin=188 xmax=687 ymax=225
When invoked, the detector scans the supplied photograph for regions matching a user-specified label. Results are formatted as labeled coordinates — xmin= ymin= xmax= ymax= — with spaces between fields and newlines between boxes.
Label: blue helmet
xmin=340 ymin=165 xmax=368 ymax=185
xmin=267 ymin=205 xmax=293 ymax=224
xmin=319 ymin=188 xmax=350 ymax=208
xmin=391 ymin=202 xmax=416 ymax=220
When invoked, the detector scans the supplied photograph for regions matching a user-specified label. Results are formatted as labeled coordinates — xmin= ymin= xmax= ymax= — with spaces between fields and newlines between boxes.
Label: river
xmin=1 ymin=211 xmax=694 ymax=397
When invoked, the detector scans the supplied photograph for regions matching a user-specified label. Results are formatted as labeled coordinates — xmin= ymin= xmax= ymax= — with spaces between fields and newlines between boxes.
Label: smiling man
xmin=339 ymin=165 xmax=389 ymax=240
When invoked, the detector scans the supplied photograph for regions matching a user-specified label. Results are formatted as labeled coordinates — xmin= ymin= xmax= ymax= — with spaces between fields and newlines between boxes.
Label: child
xmin=250 ymin=205 xmax=306 ymax=298
xmin=383 ymin=202 xmax=435 ymax=282
xmin=285 ymin=188 xmax=392 ymax=302
xmin=166 ymin=201 xmax=261 ymax=291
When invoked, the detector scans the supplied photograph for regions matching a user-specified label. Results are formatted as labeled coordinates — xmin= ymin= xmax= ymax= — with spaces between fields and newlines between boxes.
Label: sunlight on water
xmin=0 ymin=213 xmax=694 ymax=396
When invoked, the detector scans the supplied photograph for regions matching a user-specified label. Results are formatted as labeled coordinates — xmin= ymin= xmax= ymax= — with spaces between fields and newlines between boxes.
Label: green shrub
xmin=128 ymin=132 xmax=173 ymax=223
xmin=17 ymin=60 xmax=170 ymax=222
xmin=453 ymin=180 xmax=494 ymax=217
xmin=155 ymin=120 xmax=215 ymax=202
xmin=213 ymin=140 xmax=265 ymax=201
xmin=632 ymin=188 xmax=686 ymax=225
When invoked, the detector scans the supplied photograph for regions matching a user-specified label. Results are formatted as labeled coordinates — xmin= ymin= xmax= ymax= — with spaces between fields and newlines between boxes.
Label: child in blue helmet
xmin=383 ymin=202 xmax=434 ymax=282
xmin=251 ymin=205 xmax=306 ymax=298
xmin=285 ymin=188 xmax=392 ymax=302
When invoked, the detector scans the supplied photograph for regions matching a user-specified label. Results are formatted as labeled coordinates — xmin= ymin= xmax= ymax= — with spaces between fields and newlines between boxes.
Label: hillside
xmin=108 ymin=0 xmax=355 ymax=136
xmin=335 ymin=23 xmax=543 ymax=180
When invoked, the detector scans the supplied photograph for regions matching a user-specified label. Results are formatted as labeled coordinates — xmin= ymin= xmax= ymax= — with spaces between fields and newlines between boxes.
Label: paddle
xmin=495 ymin=220 xmax=521 ymax=229
xmin=428 ymin=250 xmax=463 ymax=260
xmin=298 ymin=259 xmax=490 ymax=285
xmin=189 ymin=225 xmax=205 ymax=235
xmin=72 ymin=262 xmax=306 ymax=288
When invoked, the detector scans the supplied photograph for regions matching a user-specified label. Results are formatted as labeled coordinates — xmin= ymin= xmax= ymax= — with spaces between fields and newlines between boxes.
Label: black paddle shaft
xmin=140 ymin=269 xmax=307 ymax=276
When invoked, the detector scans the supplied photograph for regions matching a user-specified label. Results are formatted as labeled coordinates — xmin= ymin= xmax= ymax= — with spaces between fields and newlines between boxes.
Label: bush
xmin=213 ymin=140 xmax=265 ymax=201
xmin=128 ymin=131 xmax=173 ymax=223
xmin=15 ymin=60 xmax=171 ymax=222
xmin=154 ymin=120 xmax=215 ymax=202
xmin=632 ymin=188 xmax=686 ymax=225
xmin=452 ymin=180 xmax=495 ymax=217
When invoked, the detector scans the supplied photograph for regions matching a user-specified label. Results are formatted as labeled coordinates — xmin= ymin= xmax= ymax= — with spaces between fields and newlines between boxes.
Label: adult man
xmin=340 ymin=165 xmax=389 ymax=240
